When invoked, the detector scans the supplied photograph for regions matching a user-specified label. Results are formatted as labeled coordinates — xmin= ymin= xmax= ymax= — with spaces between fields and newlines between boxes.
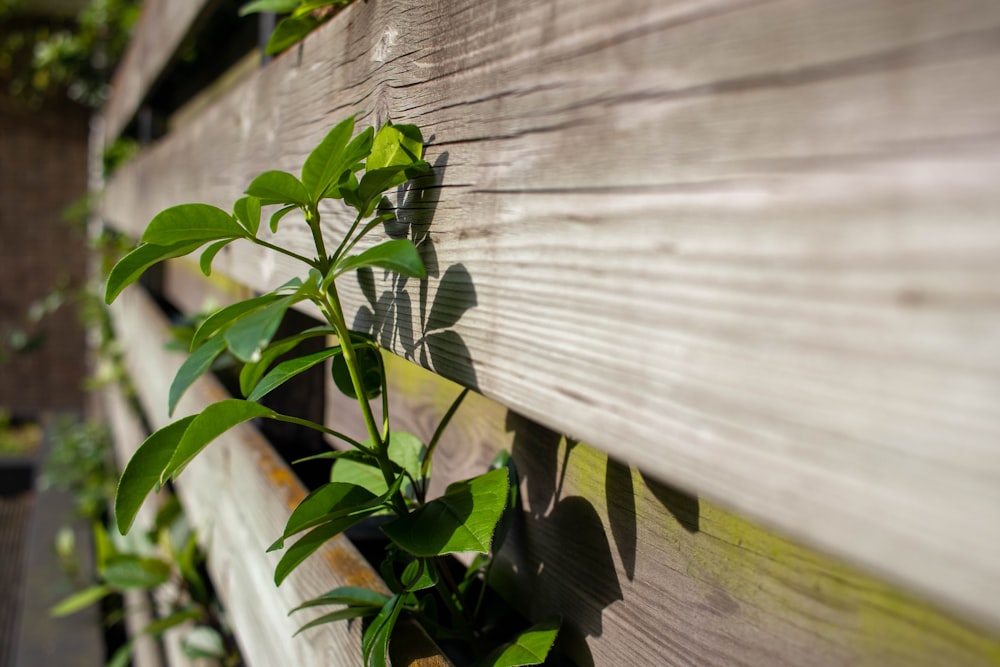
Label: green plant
xmin=239 ymin=0 xmax=351 ymax=55
xmin=40 ymin=417 xmax=117 ymax=520
xmin=105 ymin=116 xmax=557 ymax=666
xmin=0 ymin=409 xmax=41 ymax=456
xmin=52 ymin=497 xmax=241 ymax=667
xmin=0 ymin=0 xmax=138 ymax=108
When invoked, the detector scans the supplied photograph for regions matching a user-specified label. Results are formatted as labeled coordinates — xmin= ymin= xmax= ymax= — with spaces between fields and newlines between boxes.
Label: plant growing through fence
xmin=104 ymin=116 xmax=558 ymax=666
xmin=239 ymin=0 xmax=352 ymax=55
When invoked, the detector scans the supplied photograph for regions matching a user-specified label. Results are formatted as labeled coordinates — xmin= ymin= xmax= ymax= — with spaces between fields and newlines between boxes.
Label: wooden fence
xmin=96 ymin=1 xmax=1000 ymax=665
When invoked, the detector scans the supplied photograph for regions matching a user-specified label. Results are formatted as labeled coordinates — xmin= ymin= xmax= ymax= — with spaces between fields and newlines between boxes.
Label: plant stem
xmin=331 ymin=211 xmax=364 ymax=264
xmin=321 ymin=282 xmax=408 ymax=516
xmin=271 ymin=413 xmax=369 ymax=452
xmin=418 ymin=387 xmax=468 ymax=503
xmin=305 ymin=206 xmax=330 ymax=271
xmin=250 ymin=237 xmax=318 ymax=268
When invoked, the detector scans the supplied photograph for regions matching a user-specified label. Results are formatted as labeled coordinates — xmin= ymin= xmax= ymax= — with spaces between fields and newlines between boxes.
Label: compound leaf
xmin=245 ymin=170 xmax=311 ymax=206
xmin=248 ymin=345 xmax=342 ymax=401
xmin=473 ymin=619 xmax=561 ymax=667
xmin=116 ymin=416 xmax=197 ymax=534
xmin=169 ymin=335 xmax=228 ymax=416
xmin=224 ymin=295 xmax=297 ymax=362
xmin=163 ymin=400 xmax=276 ymax=483
xmin=141 ymin=203 xmax=246 ymax=246
xmin=334 ymin=239 xmax=425 ymax=279
xmin=302 ymin=115 xmax=355 ymax=202
xmin=105 ymin=240 xmax=204 ymax=304
xmin=381 ymin=468 xmax=509 ymax=556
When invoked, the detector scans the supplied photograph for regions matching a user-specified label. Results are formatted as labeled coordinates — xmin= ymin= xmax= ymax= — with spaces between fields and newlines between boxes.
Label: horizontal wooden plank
xmin=104 ymin=383 xmax=220 ymax=667
xmin=317 ymin=351 xmax=1000 ymax=666
xmin=101 ymin=0 xmax=1000 ymax=630
xmin=108 ymin=285 xmax=449 ymax=667
xmin=102 ymin=0 xmax=214 ymax=142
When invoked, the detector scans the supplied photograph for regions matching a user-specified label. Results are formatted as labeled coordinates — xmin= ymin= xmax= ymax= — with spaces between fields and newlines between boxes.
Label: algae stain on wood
xmin=552 ymin=439 xmax=1000 ymax=666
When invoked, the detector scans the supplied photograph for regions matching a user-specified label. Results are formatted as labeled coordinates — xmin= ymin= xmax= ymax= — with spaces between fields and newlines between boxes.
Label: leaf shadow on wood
xmin=497 ymin=415 xmax=622 ymax=667
xmin=640 ymin=471 xmax=700 ymax=534
xmin=351 ymin=151 xmax=480 ymax=391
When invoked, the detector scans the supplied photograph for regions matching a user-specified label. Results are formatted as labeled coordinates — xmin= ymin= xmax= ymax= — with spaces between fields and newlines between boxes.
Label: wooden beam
xmin=317 ymin=352 xmax=1000 ymax=666
xmin=102 ymin=0 xmax=216 ymax=143
xmin=101 ymin=0 xmax=1000 ymax=630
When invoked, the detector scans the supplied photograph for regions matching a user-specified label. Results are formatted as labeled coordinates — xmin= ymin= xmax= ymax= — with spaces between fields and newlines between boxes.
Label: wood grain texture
xmin=104 ymin=383 xmax=221 ymax=667
xmin=107 ymin=285 xmax=452 ymax=667
xmin=101 ymin=0 xmax=1000 ymax=630
xmin=102 ymin=0 xmax=215 ymax=142
xmin=320 ymin=352 xmax=1000 ymax=667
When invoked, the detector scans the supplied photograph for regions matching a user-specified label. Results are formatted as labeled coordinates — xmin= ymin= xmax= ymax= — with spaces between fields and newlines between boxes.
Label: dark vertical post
xmin=259 ymin=13 xmax=277 ymax=66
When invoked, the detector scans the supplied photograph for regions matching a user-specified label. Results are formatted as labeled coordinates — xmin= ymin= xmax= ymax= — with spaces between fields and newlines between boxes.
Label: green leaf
xmin=191 ymin=292 xmax=285 ymax=350
xmin=294 ymin=606 xmax=377 ymax=636
xmin=386 ymin=432 xmax=425 ymax=488
xmin=274 ymin=509 xmax=382 ymax=585
xmin=163 ymin=400 xmax=276 ymax=483
xmin=233 ymin=196 xmax=261 ymax=236
xmin=357 ymin=162 xmax=430 ymax=214
xmin=473 ymin=619 xmax=560 ymax=667
xmin=330 ymin=456 xmax=388 ymax=495
xmin=330 ymin=343 xmax=383 ymax=399
xmin=302 ymin=116 xmax=355 ymax=202
xmin=265 ymin=14 xmax=320 ymax=55
xmin=102 ymin=554 xmax=171 ymax=589
xmin=245 ymin=170 xmax=311 ymax=206
xmin=93 ymin=521 xmax=117 ymax=569
xmin=381 ymin=468 xmax=510 ymax=556
xmin=181 ymin=626 xmax=227 ymax=660
xmin=105 ymin=642 xmax=132 ymax=667
xmin=247 ymin=345 xmax=341 ymax=401
xmin=177 ymin=532 xmax=208 ymax=603
xmin=142 ymin=608 xmax=202 ymax=636
xmin=269 ymin=203 xmax=298 ymax=233
xmin=224 ymin=295 xmax=297 ymax=362
xmin=274 ymin=481 xmax=377 ymax=547
xmin=116 ymin=416 xmax=197 ymax=534
xmin=400 ymin=558 xmax=438 ymax=592
xmin=291 ymin=586 xmax=389 ymax=613
xmin=141 ymin=203 xmax=246 ymax=246
xmin=238 ymin=0 xmax=299 ymax=16
xmin=50 ymin=584 xmax=113 ymax=617
xmin=199 ymin=239 xmax=234 ymax=276
xmin=367 ymin=123 xmax=424 ymax=172
xmin=335 ymin=239 xmax=426 ymax=279
xmin=294 ymin=0 xmax=350 ymax=16
xmin=362 ymin=595 xmax=403 ymax=667
xmin=169 ymin=335 xmax=228 ymax=416
xmin=239 ymin=326 xmax=335 ymax=396
xmin=105 ymin=240 xmax=204 ymax=304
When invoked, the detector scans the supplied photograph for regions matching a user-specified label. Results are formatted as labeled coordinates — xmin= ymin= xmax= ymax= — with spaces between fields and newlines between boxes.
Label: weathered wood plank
xmin=320 ymin=352 xmax=1000 ymax=666
xmin=108 ymin=285 xmax=397 ymax=666
xmin=101 ymin=0 xmax=1000 ymax=630
xmin=102 ymin=0 xmax=216 ymax=143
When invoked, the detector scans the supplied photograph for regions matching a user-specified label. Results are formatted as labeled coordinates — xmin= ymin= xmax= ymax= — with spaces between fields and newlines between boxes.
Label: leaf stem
xmin=270 ymin=413 xmax=369 ymax=452
xmin=331 ymin=211 xmax=365 ymax=264
xmin=250 ymin=236 xmax=318 ymax=268
xmin=418 ymin=387 xmax=468 ymax=503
